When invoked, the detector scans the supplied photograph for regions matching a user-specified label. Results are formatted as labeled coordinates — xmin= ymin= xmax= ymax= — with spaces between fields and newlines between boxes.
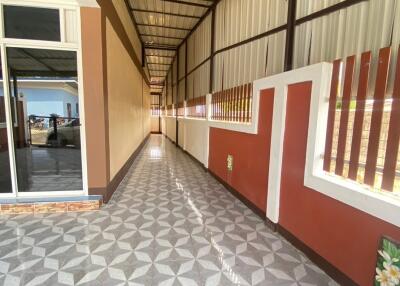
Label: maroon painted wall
xmin=279 ymin=82 xmax=400 ymax=286
xmin=208 ymin=89 xmax=274 ymax=212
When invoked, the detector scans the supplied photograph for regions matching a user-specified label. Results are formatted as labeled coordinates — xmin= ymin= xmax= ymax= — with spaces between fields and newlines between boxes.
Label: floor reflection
xmin=15 ymin=146 xmax=82 ymax=192
xmin=0 ymin=135 xmax=338 ymax=286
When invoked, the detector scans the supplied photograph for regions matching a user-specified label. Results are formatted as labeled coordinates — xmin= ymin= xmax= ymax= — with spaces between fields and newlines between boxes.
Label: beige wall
xmin=106 ymin=18 xmax=149 ymax=180
xmin=111 ymin=0 xmax=142 ymax=63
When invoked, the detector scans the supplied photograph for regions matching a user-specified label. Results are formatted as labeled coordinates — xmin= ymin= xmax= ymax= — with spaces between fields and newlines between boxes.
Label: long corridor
xmin=0 ymin=135 xmax=338 ymax=286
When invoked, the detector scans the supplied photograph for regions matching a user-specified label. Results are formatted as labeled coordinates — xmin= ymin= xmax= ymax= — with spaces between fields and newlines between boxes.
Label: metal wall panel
xmin=294 ymin=0 xmax=399 ymax=95
xmin=113 ymin=0 xmax=142 ymax=62
xmin=187 ymin=60 xmax=210 ymax=98
xmin=187 ymin=14 xmax=211 ymax=72
xmin=213 ymin=30 xmax=285 ymax=91
xmin=179 ymin=43 xmax=186 ymax=80
xmin=167 ymin=71 xmax=173 ymax=104
xmin=129 ymin=0 xmax=208 ymax=17
xmin=297 ymin=0 xmax=345 ymax=18
xmin=178 ymin=79 xmax=185 ymax=102
xmin=212 ymin=0 xmax=287 ymax=92
xmin=215 ymin=0 xmax=287 ymax=51
xmin=173 ymin=59 xmax=178 ymax=85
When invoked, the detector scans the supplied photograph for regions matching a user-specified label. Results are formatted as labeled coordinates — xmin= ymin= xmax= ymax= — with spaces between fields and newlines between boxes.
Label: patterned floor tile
xmin=0 ymin=135 xmax=339 ymax=286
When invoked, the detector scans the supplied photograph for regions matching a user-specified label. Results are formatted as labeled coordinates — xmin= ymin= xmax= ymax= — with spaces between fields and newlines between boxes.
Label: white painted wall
xmin=178 ymin=119 xmax=184 ymax=148
xmin=165 ymin=116 xmax=176 ymax=143
xmin=161 ymin=117 xmax=166 ymax=134
xmin=151 ymin=117 xmax=159 ymax=133
xmin=178 ymin=118 xmax=209 ymax=167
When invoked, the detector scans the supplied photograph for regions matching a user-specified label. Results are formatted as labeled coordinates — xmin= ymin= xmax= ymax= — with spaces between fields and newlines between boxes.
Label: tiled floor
xmin=0 ymin=135 xmax=338 ymax=285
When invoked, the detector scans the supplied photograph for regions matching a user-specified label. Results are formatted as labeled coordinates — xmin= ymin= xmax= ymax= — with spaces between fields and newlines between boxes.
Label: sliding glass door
xmin=6 ymin=47 xmax=83 ymax=193
xmin=0 ymin=53 xmax=13 ymax=194
xmin=0 ymin=2 xmax=85 ymax=197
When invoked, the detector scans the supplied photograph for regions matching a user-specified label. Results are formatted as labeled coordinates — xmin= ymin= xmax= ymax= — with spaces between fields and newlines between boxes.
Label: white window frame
xmin=303 ymin=70 xmax=400 ymax=228
xmin=256 ymin=62 xmax=400 ymax=228
xmin=0 ymin=0 xmax=89 ymax=198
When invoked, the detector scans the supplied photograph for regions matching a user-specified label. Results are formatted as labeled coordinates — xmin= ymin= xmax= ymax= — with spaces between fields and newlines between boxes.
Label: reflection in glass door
xmin=0 ymin=53 xmax=13 ymax=193
xmin=6 ymin=47 xmax=83 ymax=193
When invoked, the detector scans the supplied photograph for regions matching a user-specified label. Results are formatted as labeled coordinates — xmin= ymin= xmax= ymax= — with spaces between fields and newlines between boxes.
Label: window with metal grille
xmin=324 ymin=46 xmax=400 ymax=197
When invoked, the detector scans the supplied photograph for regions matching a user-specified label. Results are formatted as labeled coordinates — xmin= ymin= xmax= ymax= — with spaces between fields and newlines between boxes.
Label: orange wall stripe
xmin=335 ymin=55 xmax=356 ymax=176
xmin=382 ymin=46 xmax=400 ymax=191
xmin=364 ymin=47 xmax=391 ymax=186
xmin=348 ymin=51 xmax=372 ymax=180
xmin=323 ymin=59 xmax=341 ymax=172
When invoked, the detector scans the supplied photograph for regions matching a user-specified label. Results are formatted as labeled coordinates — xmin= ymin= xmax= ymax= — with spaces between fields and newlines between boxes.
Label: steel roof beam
xmin=144 ymin=44 xmax=177 ymax=51
xmin=132 ymin=8 xmax=201 ymax=19
xmin=137 ymin=23 xmax=191 ymax=31
xmin=141 ymin=34 xmax=185 ymax=40
xmin=160 ymin=0 xmax=211 ymax=8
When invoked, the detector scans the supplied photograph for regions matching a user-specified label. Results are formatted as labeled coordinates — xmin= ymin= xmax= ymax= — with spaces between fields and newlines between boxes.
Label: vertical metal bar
xmin=185 ymin=42 xmax=188 ymax=100
xmin=231 ymin=87 xmax=235 ymax=122
xmin=218 ymin=91 xmax=222 ymax=120
xmin=166 ymin=75 xmax=169 ymax=105
xmin=214 ymin=93 xmax=216 ymax=120
xmin=236 ymin=87 xmax=240 ymax=122
xmin=382 ymin=46 xmax=400 ymax=191
xmin=213 ymin=93 xmax=216 ymax=120
xmin=222 ymin=89 xmax=226 ymax=121
xmin=230 ymin=88 xmax=234 ymax=121
xmin=225 ymin=89 xmax=228 ymax=121
xmin=284 ymin=0 xmax=297 ymax=71
xmin=220 ymin=90 xmax=223 ymax=120
xmin=203 ymin=96 xmax=206 ymax=118
xmin=348 ymin=51 xmax=371 ymax=180
xmin=323 ymin=59 xmax=341 ymax=172
xmin=335 ymin=55 xmax=355 ymax=176
xmin=239 ymin=84 xmax=244 ymax=122
xmin=211 ymin=94 xmax=214 ymax=119
xmin=215 ymin=91 xmax=221 ymax=120
xmin=243 ymin=84 xmax=248 ymax=122
xmin=364 ymin=47 xmax=391 ymax=186
xmin=159 ymin=93 xmax=161 ymax=133
xmin=246 ymin=83 xmax=251 ymax=122
xmin=236 ymin=85 xmax=240 ymax=122
xmin=226 ymin=89 xmax=230 ymax=121
xmin=228 ymin=89 xmax=231 ymax=121
xmin=176 ymin=56 xmax=179 ymax=146
xmin=221 ymin=90 xmax=223 ymax=121
xmin=234 ymin=86 xmax=238 ymax=122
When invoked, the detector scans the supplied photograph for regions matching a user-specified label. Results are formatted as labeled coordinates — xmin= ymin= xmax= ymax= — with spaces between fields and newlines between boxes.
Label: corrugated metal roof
xmin=127 ymin=0 xmax=215 ymax=93
xmin=7 ymin=48 xmax=77 ymax=77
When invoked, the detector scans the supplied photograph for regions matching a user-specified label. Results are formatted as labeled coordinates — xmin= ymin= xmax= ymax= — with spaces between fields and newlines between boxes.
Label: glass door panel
xmin=0 ymin=54 xmax=13 ymax=193
xmin=6 ymin=47 xmax=83 ymax=193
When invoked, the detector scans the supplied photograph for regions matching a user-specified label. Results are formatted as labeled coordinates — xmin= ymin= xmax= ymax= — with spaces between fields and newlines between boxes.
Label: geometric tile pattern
xmin=0 ymin=135 xmax=339 ymax=285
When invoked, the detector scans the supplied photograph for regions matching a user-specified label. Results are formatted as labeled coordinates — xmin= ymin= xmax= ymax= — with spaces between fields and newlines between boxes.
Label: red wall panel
xmin=208 ymin=88 xmax=274 ymax=212
xmin=279 ymin=82 xmax=400 ymax=286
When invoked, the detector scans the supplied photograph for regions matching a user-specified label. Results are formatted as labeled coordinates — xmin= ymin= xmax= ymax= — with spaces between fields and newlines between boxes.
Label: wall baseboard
xmin=176 ymin=144 xmax=208 ymax=172
xmin=208 ymin=170 xmax=267 ymax=219
xmin=276 ymin=224 xmax=358 ymax=286
xmin=90 ymin=134 xmax=150 ymax=202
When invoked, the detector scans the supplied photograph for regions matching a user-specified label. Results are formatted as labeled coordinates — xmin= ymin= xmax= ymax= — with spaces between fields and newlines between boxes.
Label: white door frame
xmin=0 ymin=0 xmax=88 ymax=198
